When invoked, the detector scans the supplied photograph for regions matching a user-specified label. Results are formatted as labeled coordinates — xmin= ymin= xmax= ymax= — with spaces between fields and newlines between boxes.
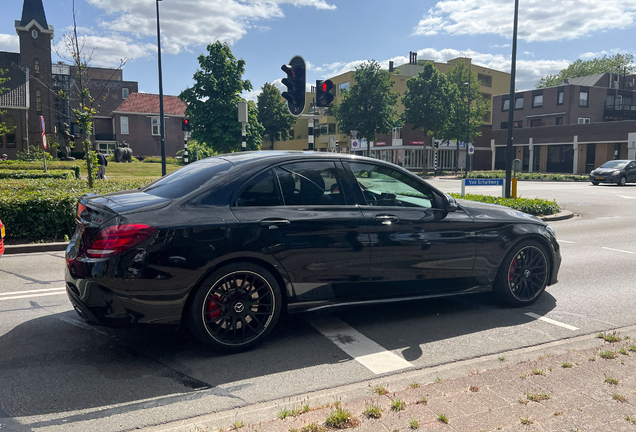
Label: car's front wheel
xmin=494 ymin=241 xmax=550 ymax=306
xmin=618 ymin=176 xmax=627 ymax=186
xmin=591 ymin=181 xmax=599 ymax=186
xmin=188 ymin=263 xmax=282 ymax=352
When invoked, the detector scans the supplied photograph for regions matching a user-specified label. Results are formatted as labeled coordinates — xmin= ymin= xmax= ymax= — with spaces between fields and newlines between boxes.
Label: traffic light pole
xmin=308 ymin=119 xmax=314 ymax=151
xmin=505 ymin=0 xmax=520 ymax=198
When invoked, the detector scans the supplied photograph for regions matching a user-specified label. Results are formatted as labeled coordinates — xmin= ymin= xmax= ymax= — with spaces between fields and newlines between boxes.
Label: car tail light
xmin=85 ymin=224 xmax=155 ymax=258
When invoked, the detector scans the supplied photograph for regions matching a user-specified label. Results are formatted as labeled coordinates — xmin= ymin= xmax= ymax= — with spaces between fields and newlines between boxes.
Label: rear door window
xmin=235 ymin=169 xmax=283 ymax=207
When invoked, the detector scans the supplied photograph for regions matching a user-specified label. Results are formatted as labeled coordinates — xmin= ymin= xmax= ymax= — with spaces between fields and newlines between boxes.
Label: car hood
xmin=82 ymin=190 xmax=172 ymax=215
xmin=593 ymin=168 xmax=621 ymax=175
xmin=457 ymin=199 xmax=546 ymax=225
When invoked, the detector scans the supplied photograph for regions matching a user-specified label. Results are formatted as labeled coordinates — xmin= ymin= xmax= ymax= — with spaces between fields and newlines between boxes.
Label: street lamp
xmin=465 ymin=57 xmax=472 ymax=174
xmin=505 ymin=0 xmax=520 ymax=198
xmin=156 ymin=0 xmax=166 ymax=176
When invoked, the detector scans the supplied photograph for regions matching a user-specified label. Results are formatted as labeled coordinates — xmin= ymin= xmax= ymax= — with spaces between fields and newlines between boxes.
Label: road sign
xmin=468 ymin=144 xmax=474 ymax=155
xmin=461 ymin=178 xmax=505 ymax=198
xmin=351 ymin=139 xmax=359 ymax=148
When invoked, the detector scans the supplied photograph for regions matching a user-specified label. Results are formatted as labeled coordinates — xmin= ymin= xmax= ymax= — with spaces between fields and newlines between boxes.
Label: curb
xmin=540 ymin=209 xmax=575 ymax=222
xmin=138 ymin=324 xmax=636 ymax=432
xmin=4 ymin=242 xmax=68 ymax=254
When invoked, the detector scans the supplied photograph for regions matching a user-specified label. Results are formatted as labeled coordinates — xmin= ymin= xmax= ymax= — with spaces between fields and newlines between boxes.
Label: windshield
xmin=141 ymin=159 xmax=232 ymax=199
xmin=600 ymin=161 xmax=628 ymax=169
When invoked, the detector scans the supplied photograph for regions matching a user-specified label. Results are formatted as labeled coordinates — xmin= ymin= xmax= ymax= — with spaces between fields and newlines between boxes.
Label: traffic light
xmin=316 ymin=80 xmax=334 ymax=107
xmin=281 ymin=55 xmax=306 ymax=116
xmin=182 ymin=118 xmax=190 ymax=131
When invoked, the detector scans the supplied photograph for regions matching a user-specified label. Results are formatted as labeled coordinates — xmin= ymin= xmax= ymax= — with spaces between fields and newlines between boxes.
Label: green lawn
xmin=51 ymin=160 xmax=181 ymax=181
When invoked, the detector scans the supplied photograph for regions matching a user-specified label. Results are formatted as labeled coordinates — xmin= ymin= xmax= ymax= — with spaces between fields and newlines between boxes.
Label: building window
xmin=557 ymin=90 xmax=564 ymax=105
xmin=515 ymin=97 xmax=523 ymax=109
xmin=98 ymin=142 xmax=117 ymax=155
xmin=328 ymin=123 xmax=336 ymax=134
xmin=151 ymin=117 xmax=160 ymax=135
xmin=500 ymin=122 xmax=508 ymax=129
xmin=514 ymin=120 xmax=523 ymax=128
xmin=36 ymin=89 xmax=42 ymax=112
xmin=502 ymin=99 xmax=510 ymax=111
xmin=478 ymin=74 xmax=492 ymax=87
xmin=530 ymin=119 xmax=543 ymax=127
xmin=579 ymin=90 xmax=588 ymax=107
xmin=532 ymin=94 xmax=543 ymax=107
xmin=391 ymin=127 xmax=402 ymax=140
xmin=337 ymin=82 xmax=349 ymax=95
xmin=120 ymin=116 xmax=129 ymax=134
xmin=34 ymin=59 xmax=40 ymax=76
xmin=3 ymin=115 xmax=16 ymax=148
xmin=556 ymin=117 xmax=563 ymax=125
xmin=578 ymin=117 xmax=590 ymax=124
xmin=122 ymin=88 xmax=129 ymax=99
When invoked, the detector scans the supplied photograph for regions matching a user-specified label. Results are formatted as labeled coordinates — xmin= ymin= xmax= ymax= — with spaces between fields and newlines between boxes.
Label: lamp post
xmin=156 ymin=0 xmax=166 ymax=176
xmin=465 ymin=58 xmax=471 ymax=173
xmin=505 ymin=0 xmax=520 ymax=198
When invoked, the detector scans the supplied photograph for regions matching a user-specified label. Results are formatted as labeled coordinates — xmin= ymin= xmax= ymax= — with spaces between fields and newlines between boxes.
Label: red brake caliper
xmin=206 ymin=295 xmax=223 ymax=320
xmin=509 ymin=258 xmax=517 ymax=282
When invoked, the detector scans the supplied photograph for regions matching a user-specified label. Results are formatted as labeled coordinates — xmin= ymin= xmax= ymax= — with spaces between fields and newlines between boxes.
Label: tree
xmin=441 ymin=62 xmax=491 ymax=169
xmin=257 ymin=83 xmax=295 ymax=149
xmin=180 ymin=42 xmax=261 ymax=154
xmin=402 ymin=63 xmax=453 ymax=150
xmin=332 ymin=60 xmax=398 ymax=156
xmin=536 ymin=54 xmax=636 ymax=88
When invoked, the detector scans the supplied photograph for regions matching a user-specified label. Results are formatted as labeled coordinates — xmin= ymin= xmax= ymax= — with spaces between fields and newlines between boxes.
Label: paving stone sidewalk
xmin=149 ymin=334 xmax=636 ymax=432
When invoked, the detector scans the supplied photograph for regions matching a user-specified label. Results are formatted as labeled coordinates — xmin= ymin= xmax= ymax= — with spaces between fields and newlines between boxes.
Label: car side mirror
xmin=442 ymin=193 xmax=458 ymax=213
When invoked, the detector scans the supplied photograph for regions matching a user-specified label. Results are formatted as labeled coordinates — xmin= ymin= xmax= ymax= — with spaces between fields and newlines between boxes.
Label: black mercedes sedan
xmin=589 ymin=159 xmax=636 ymax=186
xmin=65 ymin=151 xmax=561 ymax=351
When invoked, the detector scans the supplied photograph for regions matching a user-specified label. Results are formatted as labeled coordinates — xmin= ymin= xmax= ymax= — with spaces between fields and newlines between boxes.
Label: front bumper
xmin=589 ymin=174 xmax=619 ymax=184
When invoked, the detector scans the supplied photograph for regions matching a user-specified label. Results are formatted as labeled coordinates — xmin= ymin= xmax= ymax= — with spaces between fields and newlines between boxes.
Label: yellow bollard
xmin=512 ymin=177 xmax=518 ymax=199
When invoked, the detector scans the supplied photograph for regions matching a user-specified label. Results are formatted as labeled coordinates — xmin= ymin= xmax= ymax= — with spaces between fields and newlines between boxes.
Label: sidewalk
xmin=141 ymin=326 xmax=636 ymax=432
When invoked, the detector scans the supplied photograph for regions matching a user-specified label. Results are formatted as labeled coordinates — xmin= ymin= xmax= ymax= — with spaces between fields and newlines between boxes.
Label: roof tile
xmin=112 ymin=92 xmax=186 ymax=116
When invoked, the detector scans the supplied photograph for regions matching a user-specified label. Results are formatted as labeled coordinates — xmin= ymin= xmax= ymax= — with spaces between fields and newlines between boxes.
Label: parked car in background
xmin=589 ymin=160 xmax=636 ymax=186
xmin=65 ymin=151 xmax=561 ymax=352
xmin=0 ymin=219 xmax=5 ymax=257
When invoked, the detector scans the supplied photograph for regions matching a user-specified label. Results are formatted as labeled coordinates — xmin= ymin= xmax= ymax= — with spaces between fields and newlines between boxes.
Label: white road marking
xmin=0 ymin=287 xmax=67 ymax=296
xmin=602 ymin=247 xmax=635 ymax=254
xmin=596 ymin=216 xmax=622 ymax=220
xmin=525 ymin=312 xmax=579 ymax=331
xmin=617 ymin=195 xmax=636 ymax=199
xmin=558 ymin=240 xmax=574 ymax=243
xmin=310 ymin=317 xmax=413 ymax=374
xmin=0 ymin=291 xmax=67 ymax=301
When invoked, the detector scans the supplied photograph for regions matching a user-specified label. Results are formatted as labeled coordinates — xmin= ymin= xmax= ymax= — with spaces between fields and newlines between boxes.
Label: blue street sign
xmin=465 ymin=179 xmax=504 ymax=186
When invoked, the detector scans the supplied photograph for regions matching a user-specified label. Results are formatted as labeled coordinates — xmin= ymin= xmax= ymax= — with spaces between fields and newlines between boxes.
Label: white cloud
xmin=85 ymin=0 xmax=335 ymax=55
xmin=413 ymin=0 xmax=636 ymax=42
xmin=0 ymin=33 xmax=19 ymax=52
xmin=53 ymin=32 xmax=156 ymax=68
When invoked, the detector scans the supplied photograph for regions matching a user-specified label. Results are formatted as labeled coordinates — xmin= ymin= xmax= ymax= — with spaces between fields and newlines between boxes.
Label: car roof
xmin=210 ymin=150 xmax=388 ymax=167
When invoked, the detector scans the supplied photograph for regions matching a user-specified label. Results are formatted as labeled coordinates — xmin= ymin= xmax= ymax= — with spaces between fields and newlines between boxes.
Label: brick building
xmin=491 ymin=73 xmax=636 ymax=174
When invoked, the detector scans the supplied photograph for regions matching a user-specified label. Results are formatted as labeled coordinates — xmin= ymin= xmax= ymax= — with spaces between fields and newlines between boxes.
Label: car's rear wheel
xmin=494 ymin=241 xmax=550 ymax=306
xmin=188 ymin=263 xmax=282 ymax=352
xmin=618 ymin=176 xmax=627 ymax=186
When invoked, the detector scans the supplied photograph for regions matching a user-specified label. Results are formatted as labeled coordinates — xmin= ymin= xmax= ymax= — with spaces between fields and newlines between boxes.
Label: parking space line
xmin=0 ymin=287 xmax=67 ymax=297
xmin=601 ymin=247 xmax=634 ymax=254
xmin=0 ymin=291 xmax=67 ymax=301
xmin=558 ymin=240 xmax=574 ymax=243
xmin=310 ymin=317 xmax=413 ymax=374
xmin=525 ymin=312 xmax=579 ymax=331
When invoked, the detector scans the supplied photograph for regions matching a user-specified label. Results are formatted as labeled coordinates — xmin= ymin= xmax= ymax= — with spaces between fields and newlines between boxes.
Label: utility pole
xmin=505 ymin=0 xmax=519 ymax=198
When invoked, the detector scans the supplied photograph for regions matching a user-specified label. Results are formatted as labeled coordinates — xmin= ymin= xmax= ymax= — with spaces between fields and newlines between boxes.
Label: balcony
xmin=604 ymin=103 xmax=636 ymax=122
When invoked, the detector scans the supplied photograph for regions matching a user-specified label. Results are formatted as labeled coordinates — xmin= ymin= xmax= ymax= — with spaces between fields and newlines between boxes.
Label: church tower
xmin=15 ymin=0 xmax=55 ymax=149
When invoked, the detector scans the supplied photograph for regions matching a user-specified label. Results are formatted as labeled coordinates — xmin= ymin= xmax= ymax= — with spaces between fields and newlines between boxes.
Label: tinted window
xmin=347 ymin=162 xmax=434 ymax=208
xmin=236 ymin=169 xmax=282 ymax=207
xmin=141 ymin=159 xmax=232 ymax=199
xmin=276 ymin=161 xmax=345 ymax=206
xmin=600 ymin=161 xmax=628 ymax=169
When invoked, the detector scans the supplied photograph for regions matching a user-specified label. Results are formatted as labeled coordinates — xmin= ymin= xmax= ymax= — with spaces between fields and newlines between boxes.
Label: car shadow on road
xmin=0 ymin=291 xmax=556 ymax=421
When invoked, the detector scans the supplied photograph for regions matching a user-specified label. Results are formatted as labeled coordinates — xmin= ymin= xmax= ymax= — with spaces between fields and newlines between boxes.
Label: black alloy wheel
xmin=188 ymin=263 xmax=282 ymax=351
xmin=495 ymin=241 xmax=549 ymax=306
xmin=618 ymin=176 xmax=627 ymax=186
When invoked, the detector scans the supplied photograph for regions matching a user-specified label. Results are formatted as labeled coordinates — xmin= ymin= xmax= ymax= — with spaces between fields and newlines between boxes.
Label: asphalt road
xmin=1 ymin=180 xmax=635 ymax=432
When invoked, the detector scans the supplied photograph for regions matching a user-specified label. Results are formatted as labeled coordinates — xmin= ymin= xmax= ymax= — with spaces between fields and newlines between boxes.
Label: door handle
xmin=260 ymin=219 xmax=290 ymax=229
xmin=374 ymin=215 xmax=399 ymax=225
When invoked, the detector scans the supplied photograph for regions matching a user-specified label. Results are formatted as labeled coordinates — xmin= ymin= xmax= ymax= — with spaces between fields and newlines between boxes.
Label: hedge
xmin=0 ymin=179 xmax=150 ymax=242
xmin=465 ymin=170 xmax=588 ymax=182
xmin=141 ymin=156 xmax=181 ymax=165
xmin=0 ymin=170 xmax=74 ymax=180
xmin=0 ymin=161 xmax=81 ymax=179
xmin=450 ymin=193 xmax=560 ymax=216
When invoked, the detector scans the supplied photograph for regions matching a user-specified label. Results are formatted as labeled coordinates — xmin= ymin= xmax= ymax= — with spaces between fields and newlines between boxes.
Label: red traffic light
xmin=182 ymin=118 xmax=190 ymax=131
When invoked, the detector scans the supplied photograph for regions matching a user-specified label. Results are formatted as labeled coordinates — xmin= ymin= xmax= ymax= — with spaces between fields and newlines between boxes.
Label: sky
xmin=2 ymin=0 xmax=636 ymax=102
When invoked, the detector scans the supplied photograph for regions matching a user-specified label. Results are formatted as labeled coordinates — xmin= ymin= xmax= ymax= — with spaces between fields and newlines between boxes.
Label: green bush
xmin=465 ymin=170 xmax=588 ymax=182
xmin=0 ymin=161 xmax=81 ymax=178
xmin=0 ymin=179 xmax=151 ymax=242
xmin=16 ymin=145 xmax=54 ymax=162
xmin=71 ymin=151 xmax=86 ymax=160
xmin=0 ymin=170 xmax=74 ymax=180
xmin=450 ymin=193 xmax=560 ymax=216
xmin=141 ymin=156 xmax=180 ymax=165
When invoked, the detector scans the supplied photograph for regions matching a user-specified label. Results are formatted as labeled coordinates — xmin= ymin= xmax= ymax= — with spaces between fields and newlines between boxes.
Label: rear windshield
xmin=141 ymin=159 xmax=232 ymax=199
xmin=600 ymin=161 xmax=627 ymax=169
